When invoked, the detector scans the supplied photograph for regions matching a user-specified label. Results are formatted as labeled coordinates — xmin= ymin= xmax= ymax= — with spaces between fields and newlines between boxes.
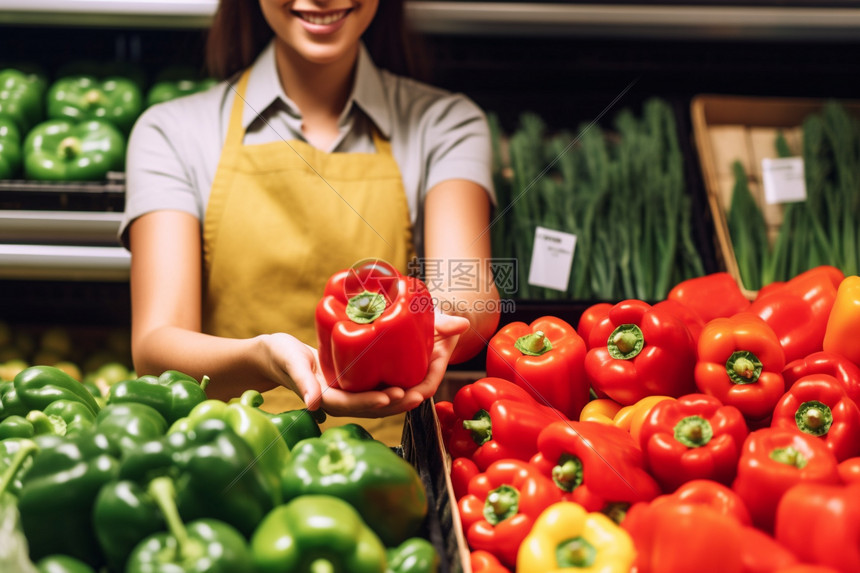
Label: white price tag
xmin=527 ymin=226 xmax=576 ymax=292
xmin=762 ymin=157 xmax=807 ymax=204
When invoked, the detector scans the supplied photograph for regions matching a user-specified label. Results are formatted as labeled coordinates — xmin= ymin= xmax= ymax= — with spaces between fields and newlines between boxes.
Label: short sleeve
xmin=421 ymin=94 xmax=496 ymax=205
xmin=118 ymin=102 xmax=205 ymax=249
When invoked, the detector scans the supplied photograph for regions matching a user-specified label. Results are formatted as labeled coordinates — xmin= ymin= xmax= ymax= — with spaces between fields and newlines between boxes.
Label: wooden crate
xmin=691 ymin=94 xmax=860 ymax=297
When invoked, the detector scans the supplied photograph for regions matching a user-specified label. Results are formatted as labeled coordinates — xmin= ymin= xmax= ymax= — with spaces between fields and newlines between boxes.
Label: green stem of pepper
xmin=607 ymin=324 xmax=645 ymax=359
xmin=673 ymin=415 xmax=714 ymax=448
xmin=346 ymin=291 xmax=387 ymax=323
xmin=795 ymin=400 xmax=833 ymax=437
xmin=148 ymin=476 xmax=197 ymax=562
xmin=556 ymin=536 xmax=597 ymax=568
xmin=318 ymin=443 xmax=356 ymax=475
xmin=237 ymin=389 xmax=264 ymax=408
xmin=0 ymin=440 xmax=38 ymax=496
xmin=726 ymin=351 xmax=763 ymax=385
xmin=769 ymin=446 xmax=808 ymax=469
xmin=25 ymin=410 xmax=66 ymax=436
xmin=551 ymin=454 xmax=584 ymax=492
xmin=483 ymin=484 xmax=520 ymax=525
xmin=462 ymin=409 xmax=492 ymax=446
xmin=514 ymin=330 xmax=553 ymax=356
xmin=309 ymin=560 xmax=335 ymax=573
xmin=58 ymin=136 xmax=80 ymax=160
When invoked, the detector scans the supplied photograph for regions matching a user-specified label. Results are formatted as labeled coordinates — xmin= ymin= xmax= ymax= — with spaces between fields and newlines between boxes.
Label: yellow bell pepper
xmin=612 ymin=395 xmax=674 ymax=444
xmin=516 ymin=501 xmax=635 ymax=573
xmin=578 ymin=399 xmax=622 ymax=425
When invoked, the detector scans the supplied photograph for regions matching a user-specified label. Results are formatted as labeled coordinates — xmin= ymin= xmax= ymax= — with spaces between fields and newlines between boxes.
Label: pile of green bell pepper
xmin=23 ymin=118 xmax=125 ymax=181
xmin=0 ymin=68 xmax=46 ymax=133
xmin=46 ymin=75 xmax=143 ymax=134
xmin=281 ymin=426 xmax=429 ymax=547
xmin=107 ymin=370 xmax=209 ymax=425
xmin=0 ymin=116 xmax=21 ymax=179
xmin=0 ymin=363 xmax=442 ymax=572
xmin=146 ymin=77 xmax=217 ymax=107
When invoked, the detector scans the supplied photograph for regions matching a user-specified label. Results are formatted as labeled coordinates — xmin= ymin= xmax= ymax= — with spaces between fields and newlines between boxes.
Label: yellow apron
xmin=202 ymin=70 xmax=414 ymax=445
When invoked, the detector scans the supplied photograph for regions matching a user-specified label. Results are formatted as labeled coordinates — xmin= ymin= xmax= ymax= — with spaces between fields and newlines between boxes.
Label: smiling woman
xmin=120 ymin=0 xmax=499 ymax=443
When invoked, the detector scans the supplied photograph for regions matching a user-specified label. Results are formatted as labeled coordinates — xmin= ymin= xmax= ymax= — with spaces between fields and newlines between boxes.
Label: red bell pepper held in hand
xmin=771 ymin=374 xmax=860 ymax=461
xmin=486 ymin=316 xmax=589 ymax=420
xmin=459 ymin=459 xmax=562 ymax=568
xmin=315 ymin=260 xmax=434 ymax=392
xmin=584 ymin=299 xmax=697 ymax=405
xmin=823 ymin=275 xmax=860 ymax=369
xmin=776 ymin=482 xmax=860 ymax=573
xmin=470 ymin=550 xmax=511 ymax=573
xmin=749 ymin=265 xmax=844 ymax=364
xmin=732 ymin=427 xmax=841 ymax=532
xmin=623 ymin=500 xmax=744 ymax=573
xmin=639 ymin=393 xmax=749 ymax=491
xmin=529 ymin=420 xmax=661 ymax=513
xmin=739 ymin=526 xmax=799 ymax=573
xmin=450 ymin=377 xmax=566 ymax=470
xmin=838 ymin=457 xmax=860 ymax=484
xmin=783 ymin=351 xmax=860 ymax=407
xmin=695 ymin=312 xmax=786 ymax=423
xmin=667 ymin=272 xmax=751 ymax=323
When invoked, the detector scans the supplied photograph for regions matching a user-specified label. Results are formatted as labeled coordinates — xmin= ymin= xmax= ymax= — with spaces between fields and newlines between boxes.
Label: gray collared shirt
xmin=120 ymin=41 xmax=495 ymax=256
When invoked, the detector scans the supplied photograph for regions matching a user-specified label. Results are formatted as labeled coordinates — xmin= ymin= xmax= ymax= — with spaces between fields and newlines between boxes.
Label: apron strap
xmin=370 ymin=126 xmax=392 ymax=156
xmin=225 ymin=70 xmax=252 ymax=149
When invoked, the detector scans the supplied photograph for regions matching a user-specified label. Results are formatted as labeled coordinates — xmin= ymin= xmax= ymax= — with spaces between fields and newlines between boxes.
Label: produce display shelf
xmin=403 ymin=398 xmax=472 ymax=573
xmin=691 ymin=94 xmax=860 ymax=296
xmin=2 ymin=1 xmax=860 ymax=40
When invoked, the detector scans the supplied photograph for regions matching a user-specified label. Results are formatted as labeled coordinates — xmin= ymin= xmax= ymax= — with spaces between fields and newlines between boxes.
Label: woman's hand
xmin=274 ymin=312 xmax=469 ymax=418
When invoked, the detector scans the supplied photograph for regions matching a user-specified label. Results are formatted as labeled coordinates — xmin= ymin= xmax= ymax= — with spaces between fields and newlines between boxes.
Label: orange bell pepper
xmin=612 ymin=394 xmax=675 ymax=445
xmin=823 ymin=275 xmax=860 ymax=369
xmin=578 ymin=398 xmax=623 ymax=425
xmin=694 ymin=312 xmax=786 ymax=424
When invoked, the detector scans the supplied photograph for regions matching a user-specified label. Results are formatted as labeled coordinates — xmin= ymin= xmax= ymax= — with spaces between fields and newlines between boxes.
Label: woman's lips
xmin=293 ymin=8 xmax=352 ymax=33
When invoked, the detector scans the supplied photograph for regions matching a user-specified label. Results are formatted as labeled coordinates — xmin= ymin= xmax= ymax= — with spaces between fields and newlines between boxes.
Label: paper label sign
xmin=762 ymin=157 xmax=807 ymax=205
xmin=527 ymin=226 xmax=577 ymax=292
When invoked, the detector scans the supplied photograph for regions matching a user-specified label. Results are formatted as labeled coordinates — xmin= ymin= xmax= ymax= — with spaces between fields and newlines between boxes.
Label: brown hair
xmin=205 ymin=0 xmax=423 ymax=80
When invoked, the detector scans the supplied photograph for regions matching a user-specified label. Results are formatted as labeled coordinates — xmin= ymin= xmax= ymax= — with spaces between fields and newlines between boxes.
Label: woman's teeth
xmin=300 ymin=10 xmax=348 ymax=25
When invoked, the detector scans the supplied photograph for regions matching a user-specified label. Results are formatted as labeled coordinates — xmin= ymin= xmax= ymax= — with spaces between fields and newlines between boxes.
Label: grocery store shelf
xmin=409 ymin=2 xmax=860 ymax=40
xmin=0 ymin=244 xmax=130 ymax=281
xmin=0 ymin=211 xmax=123 ymax=244
xmin=1 ymin=1 xmax=859 ymax=40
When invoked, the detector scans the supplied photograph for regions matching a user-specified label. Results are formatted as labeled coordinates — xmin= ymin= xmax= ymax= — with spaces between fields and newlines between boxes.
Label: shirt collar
xmin=240 ymin=40 xmax=391 ymax=138
xmin=350 ymin=43 xmax=392 ymax=138
xmin=241 ymin=41 xmax=297 ymax=129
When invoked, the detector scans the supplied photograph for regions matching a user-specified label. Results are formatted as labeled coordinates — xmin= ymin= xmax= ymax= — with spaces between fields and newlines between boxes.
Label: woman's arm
xmin=423 ymin=178 xmax=501 ymax=363
xmin=128 ymin=210 xmax=406 ymax=415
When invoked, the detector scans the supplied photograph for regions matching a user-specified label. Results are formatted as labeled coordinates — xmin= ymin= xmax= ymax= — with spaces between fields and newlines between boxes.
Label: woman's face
xmin=260 ymin=0 xmax=379 ymax=66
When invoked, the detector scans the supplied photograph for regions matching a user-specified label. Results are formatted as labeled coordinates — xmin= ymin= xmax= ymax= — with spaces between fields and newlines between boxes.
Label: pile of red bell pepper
xmin=437 ymin=266 xmax=860 ymax=572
